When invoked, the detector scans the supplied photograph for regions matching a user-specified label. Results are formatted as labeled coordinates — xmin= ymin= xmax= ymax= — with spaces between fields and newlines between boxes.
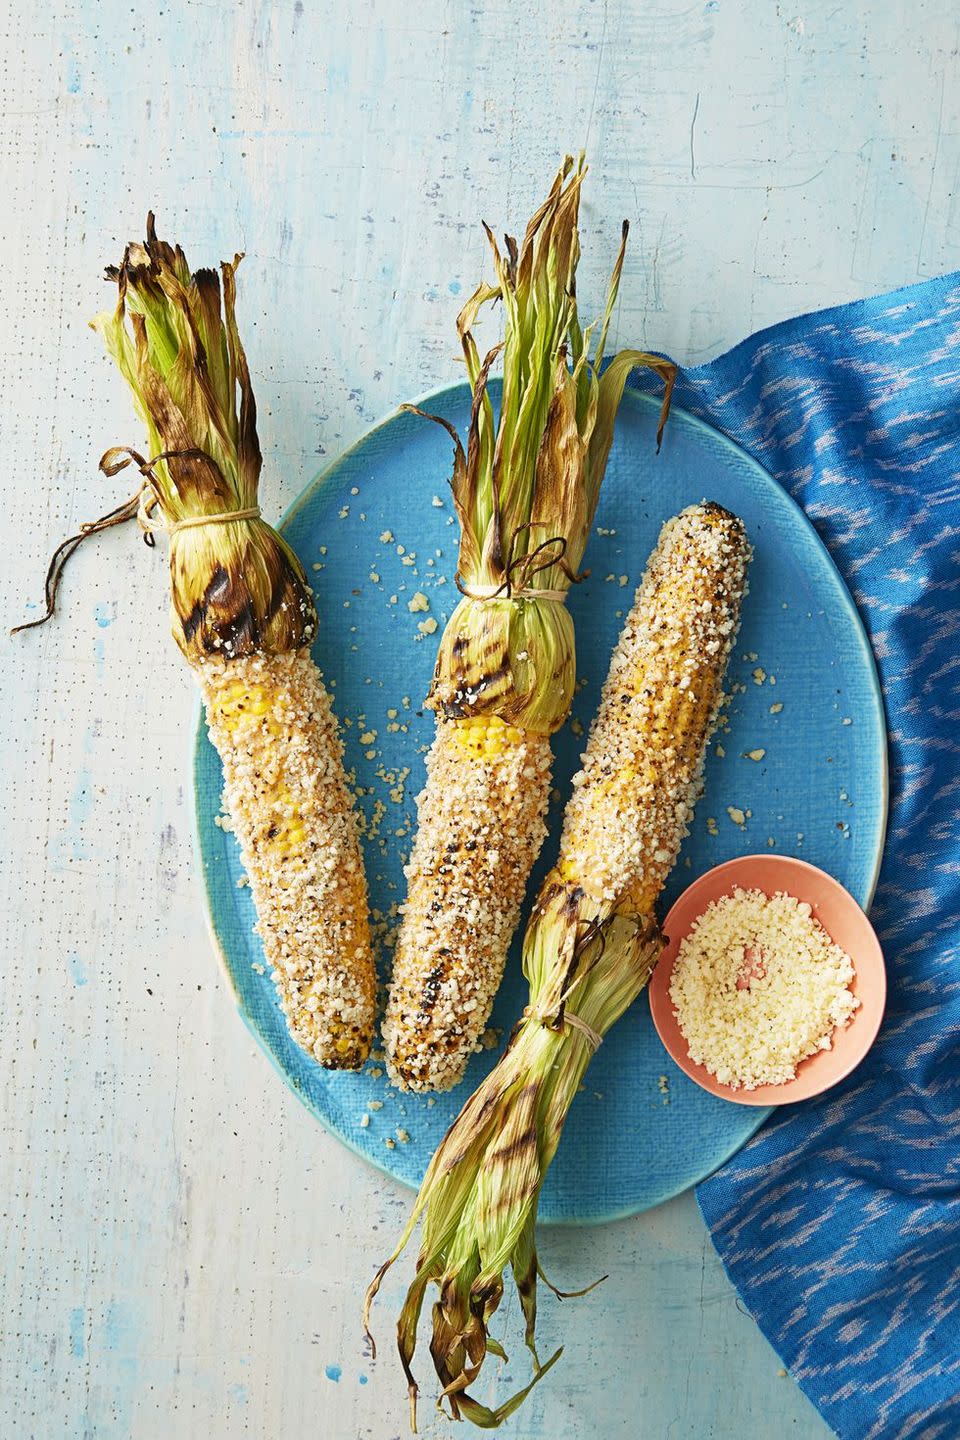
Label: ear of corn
xmin=381 ymin=715 xmax=552 ymax=1091
xmin=19 ymin=218 xmax=376 ymax=1068
xmin=383 ymin=156 xmax=676 ymax=1092
xmin=366 ymin=503 xmax=750 ymax=1425
xmin=199 ymin=651 xmax=375 ymax=1067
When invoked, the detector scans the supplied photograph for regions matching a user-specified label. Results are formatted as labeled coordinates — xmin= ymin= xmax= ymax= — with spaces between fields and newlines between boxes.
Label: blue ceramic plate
xmin=193 ymin=383 xmax=887 ymax=1224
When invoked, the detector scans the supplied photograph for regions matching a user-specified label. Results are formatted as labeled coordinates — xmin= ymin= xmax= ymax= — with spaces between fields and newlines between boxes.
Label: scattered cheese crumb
xmin=379 ymin=530 xmax=394 ymax=543
xmin=745 ymin=749 xmax=766 ymax=762
xmin=727 ymin=806 xmax=746 ymax=827
xmin=408 ymin=592 xmax=430 ymax=613
xmin=770 ymin=702 xmax=783 ymax=714
xmin=431 ymin=495 xmax=445 ymax=508
xmin=418 ymin=617 xmax=438 ymax=635
xmin=752 ymin=667 xmax=766 ymax=685
xmin=359 ymin=1113 xmax=370 ymax=1129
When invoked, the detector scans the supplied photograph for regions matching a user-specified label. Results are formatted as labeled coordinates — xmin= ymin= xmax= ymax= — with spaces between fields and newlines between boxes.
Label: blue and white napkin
xmin=632 ymin=274 xmax=960 ymax=1440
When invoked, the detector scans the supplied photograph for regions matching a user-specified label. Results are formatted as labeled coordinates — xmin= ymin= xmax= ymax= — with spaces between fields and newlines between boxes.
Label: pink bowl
xmin=647 ymin=855 xmax=886 ymax=1106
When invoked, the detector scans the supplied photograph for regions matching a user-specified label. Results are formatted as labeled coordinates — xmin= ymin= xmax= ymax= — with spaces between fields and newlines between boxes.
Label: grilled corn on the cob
xmin=14 ymin=218 xmax=376 ymax=1068
xmin=558 ymin=500 xmax=749 ymax=915
xmin=382 ymin=716 xmax=552 ymax=1090
xmin=383 ymin=155 xmax=675 ymax=1091
xmin=198 ymin=651 xmax=374 ymax=1066
xmin=366 ymin=503 xmax=750 ymax=1426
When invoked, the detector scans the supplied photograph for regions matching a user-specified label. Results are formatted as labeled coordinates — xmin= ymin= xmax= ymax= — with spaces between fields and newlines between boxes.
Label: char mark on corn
xmin=382 ymin=713 xmax=552 ymax=1091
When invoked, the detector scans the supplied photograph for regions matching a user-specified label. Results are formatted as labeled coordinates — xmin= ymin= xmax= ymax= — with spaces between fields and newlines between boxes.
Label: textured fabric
xmin=630 ymin=275 xmax=960 ymax=1440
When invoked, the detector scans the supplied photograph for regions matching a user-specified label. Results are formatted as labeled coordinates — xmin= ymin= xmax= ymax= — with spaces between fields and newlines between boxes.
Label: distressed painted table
xmin=2 ymin=3 xmax=956 ymax=1437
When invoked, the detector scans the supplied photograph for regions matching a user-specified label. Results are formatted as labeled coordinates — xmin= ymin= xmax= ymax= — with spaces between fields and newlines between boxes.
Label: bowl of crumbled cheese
xmin=647 ymin=855 xmax=886 ymax=1105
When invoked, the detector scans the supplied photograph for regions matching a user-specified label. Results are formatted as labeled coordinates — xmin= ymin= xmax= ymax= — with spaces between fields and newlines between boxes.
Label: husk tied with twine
xmin=13 ymin=216 xmax=316 ymax=661
xmin=364 ymin=888 xmax=663 ymax=1430
xmin=411 ymin=154 xmax=675 ymax=735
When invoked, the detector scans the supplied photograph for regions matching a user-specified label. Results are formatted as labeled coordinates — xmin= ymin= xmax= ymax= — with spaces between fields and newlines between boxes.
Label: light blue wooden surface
xmin=1 ymin=2 xmax=957 ymax=1437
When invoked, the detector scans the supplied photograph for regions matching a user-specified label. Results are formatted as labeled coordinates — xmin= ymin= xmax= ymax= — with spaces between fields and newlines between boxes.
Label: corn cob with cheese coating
xmin=198 ymin=650 xmax=374 ymax=1066
xmin=14 ymin=218 xmax=376 ymax=1068
xmin=383 ymin=716 xmax=552 ymax=1091
xmin=366 ymin=503 xmax=750 ymax=1427
xmin=383 ymin=154 xmax=675 ymax=1091
xmin=558 ymin=501 xmax=750 ymax=916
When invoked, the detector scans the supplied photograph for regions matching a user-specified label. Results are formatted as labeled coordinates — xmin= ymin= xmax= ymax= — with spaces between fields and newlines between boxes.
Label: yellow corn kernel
xmin=451 ymin=712 xmax=525 ymax=759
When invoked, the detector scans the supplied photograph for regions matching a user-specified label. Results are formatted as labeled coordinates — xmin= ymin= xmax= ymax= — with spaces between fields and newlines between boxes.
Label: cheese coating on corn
xmin=383 ymin=715 xmax=552 ymax=1092
xmin=560 ymin=503 xmax=750 ymax=914
xmin=197 ymin=648 xmax=376 ymax=1068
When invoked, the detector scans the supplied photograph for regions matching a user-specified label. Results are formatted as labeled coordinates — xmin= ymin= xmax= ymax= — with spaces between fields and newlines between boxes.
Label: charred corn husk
xmin=383 ymin=155 xmax=676 ymax=1091
xmin=366 ymin=504 xmax=750 ymax=1427
xmin=15 ymin=218 xmax=375 ymax=1068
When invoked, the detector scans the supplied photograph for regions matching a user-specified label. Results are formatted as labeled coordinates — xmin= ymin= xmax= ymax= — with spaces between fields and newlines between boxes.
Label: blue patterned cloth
xmin=632 ymin=275 xmax=960 ymax=1439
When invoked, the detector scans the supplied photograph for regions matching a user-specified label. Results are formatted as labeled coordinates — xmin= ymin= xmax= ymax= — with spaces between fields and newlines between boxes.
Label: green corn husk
xmin=364 ymin=889 xmax=662 ymax=1430
xmin=14 ymin=215 xmax=316 ymax=659
xmin=93 ymin=218 xmax=317 ymax=661
xmin=414 ymin=154 xmax=675 ymax=735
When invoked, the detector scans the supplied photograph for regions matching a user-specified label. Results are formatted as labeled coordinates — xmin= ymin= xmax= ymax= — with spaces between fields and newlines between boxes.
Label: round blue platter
xmin=193 ymin=383 xmax=887 ymax=1224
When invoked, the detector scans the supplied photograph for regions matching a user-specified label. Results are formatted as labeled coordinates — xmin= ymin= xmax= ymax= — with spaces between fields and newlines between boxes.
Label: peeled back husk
xmin=428 ymin=591 xmax=575 ymax=733
xmin=91 ymin=215 xmax=318 ymax=664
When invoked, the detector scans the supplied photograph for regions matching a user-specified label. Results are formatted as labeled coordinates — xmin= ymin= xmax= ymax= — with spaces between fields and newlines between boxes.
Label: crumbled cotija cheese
xmin=669 ymin=887 xmax=859 ymax=1089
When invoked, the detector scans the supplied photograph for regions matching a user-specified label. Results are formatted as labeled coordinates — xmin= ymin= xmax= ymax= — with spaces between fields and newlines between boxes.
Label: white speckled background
xmin=2 ymin=2 xmax=956 ymax=1435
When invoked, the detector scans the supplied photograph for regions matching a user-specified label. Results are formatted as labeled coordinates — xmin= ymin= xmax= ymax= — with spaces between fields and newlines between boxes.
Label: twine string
xmin=10 ymin=445 xmax=260 ymax=636
xmin=460 ymin=582 xmax=569 ymax=603
xmin=522 ymin=1003 xmax=604 ymax=1053
xmin=456 ymin=529 xmax=588 ymax=605
xmin=101 ymin=447 xmax=261 ymax=539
